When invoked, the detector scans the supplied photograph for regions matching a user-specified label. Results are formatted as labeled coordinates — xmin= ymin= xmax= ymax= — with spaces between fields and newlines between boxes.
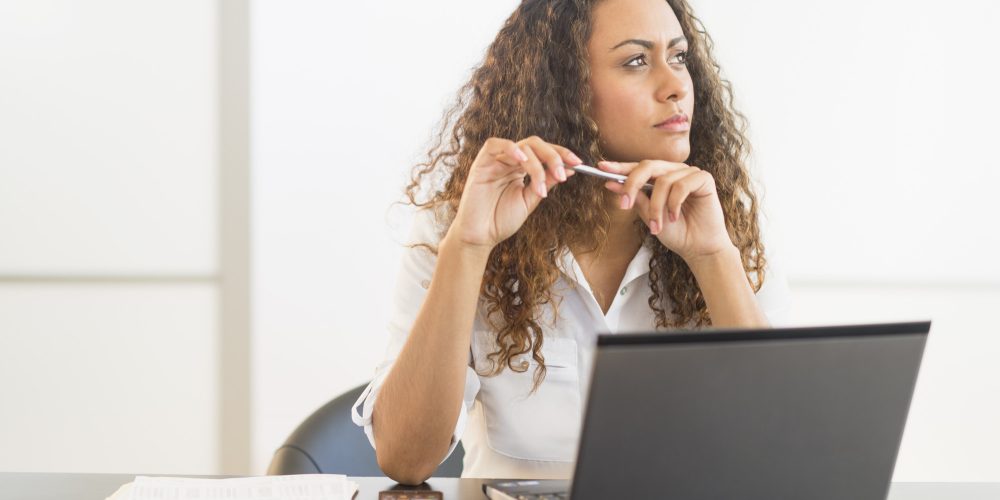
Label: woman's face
xmin=587 ymin=0 xmax=695 ymax=164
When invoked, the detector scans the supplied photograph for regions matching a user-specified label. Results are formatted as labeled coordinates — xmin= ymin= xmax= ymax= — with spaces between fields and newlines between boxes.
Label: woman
xmin=351 ymin=0 xmax=790 ymax=484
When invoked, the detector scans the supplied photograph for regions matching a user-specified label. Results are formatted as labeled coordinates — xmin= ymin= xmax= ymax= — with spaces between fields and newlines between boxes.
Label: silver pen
xmin=569 ymin=164 xmax=655 ymax=193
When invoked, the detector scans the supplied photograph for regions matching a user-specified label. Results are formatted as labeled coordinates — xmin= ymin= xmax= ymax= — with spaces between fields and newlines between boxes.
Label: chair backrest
xmin=267 ymin=382 xmax=465 ymax=477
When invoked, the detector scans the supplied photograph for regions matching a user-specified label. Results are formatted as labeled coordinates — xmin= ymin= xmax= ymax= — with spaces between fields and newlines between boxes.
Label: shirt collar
xmin=557 ymin=243 xmax=654 ymax=289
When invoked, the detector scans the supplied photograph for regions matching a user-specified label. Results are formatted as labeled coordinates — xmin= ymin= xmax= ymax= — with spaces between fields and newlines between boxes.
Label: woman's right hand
xmin=447 ymin=136 xmax=584 ymax=250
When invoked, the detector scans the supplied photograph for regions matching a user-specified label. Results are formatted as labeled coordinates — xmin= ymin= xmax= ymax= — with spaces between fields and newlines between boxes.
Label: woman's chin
xmin=657 ymin=145 xmax=691 ymax=163
xmin=603 ymin=141 xmax=691 ymax=163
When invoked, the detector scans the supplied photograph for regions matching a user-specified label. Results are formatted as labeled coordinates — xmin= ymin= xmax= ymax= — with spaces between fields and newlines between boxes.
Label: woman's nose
xmin=653 ymin=65 xmax=691 ymax=103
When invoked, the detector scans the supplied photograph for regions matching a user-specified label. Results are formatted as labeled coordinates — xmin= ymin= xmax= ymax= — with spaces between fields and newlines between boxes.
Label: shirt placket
xmin=558 ymin=245 xmax=653 ymax=333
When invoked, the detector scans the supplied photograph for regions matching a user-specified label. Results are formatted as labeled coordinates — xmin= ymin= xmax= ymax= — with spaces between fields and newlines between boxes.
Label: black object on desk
xmin=487 ymin=321 xmax=931 ymax=500
xmin=268 ymin=383 xmax=464 ymax=477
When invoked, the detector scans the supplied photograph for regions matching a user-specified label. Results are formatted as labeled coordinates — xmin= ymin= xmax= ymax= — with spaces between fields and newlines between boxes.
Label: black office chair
xmin=267 ymin=382 xmax=465 ymax=477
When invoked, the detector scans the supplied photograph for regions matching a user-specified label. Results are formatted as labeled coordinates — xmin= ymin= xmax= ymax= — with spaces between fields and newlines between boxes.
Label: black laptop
xmin=483 ymin=321 xmax=930 ymax=500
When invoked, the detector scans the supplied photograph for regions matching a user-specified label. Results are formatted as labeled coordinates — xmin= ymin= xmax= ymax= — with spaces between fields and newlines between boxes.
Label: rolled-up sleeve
xmin=350 ymin=206 xmax=481 ymax=464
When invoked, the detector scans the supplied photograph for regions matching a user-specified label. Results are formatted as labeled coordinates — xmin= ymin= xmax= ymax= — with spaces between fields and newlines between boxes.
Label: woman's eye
xmin=625 ymin=54 xmax=647 ymax=67
xmin=624 ymin=50 xmax=689 ymax=69
xmin=670 ymin=50 xmax=690 ymax=65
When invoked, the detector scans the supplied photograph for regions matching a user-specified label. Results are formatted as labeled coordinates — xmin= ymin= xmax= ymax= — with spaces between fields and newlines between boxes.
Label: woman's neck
xmin=566 ymin=195 xmax=646 ymax=314
xmin=573 ymin=193 xmax=644 ymax=262
xmin=607 ymin=205 xmax=645 ymax=260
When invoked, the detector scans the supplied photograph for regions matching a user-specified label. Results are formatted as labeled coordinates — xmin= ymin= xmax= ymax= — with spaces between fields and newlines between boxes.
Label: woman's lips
xmin=654 ymin=115 xmax=690 ymax=132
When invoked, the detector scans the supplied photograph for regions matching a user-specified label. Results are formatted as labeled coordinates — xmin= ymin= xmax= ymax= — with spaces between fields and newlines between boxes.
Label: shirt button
xmin=620 ymin=286 xmax=628 ymax=296
xmin=420 ymin=280 xmax=430 ymax=289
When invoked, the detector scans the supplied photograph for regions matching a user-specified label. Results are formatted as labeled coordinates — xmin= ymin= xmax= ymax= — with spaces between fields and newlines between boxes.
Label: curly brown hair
xmin=403 ymin=0 xmax=766 ymax=391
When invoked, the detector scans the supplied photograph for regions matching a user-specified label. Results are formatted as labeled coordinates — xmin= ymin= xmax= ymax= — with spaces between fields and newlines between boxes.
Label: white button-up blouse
xmin=351 ymin=205 xmax=791 ymax=479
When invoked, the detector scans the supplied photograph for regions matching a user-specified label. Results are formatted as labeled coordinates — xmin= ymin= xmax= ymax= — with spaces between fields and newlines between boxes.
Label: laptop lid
xmin=569 ymin=321 xmax=930 ymax=500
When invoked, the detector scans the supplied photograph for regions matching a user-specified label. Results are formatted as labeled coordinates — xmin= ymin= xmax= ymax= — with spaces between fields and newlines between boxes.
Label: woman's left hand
xmin=598 ymin=159 xmax=735 ymax=263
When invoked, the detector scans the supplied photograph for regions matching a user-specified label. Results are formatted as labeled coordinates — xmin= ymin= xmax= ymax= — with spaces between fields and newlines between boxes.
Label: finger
xmin=603 ymin=178 xmax=652 ymax=202
xmin=519 ymin=143 xmax=550 ymax=200
xmin=595 ymin=160 xmax=635 ymax=174
xmin=603 ymin=180 xmax=631 ymax=209
xmin=493 ymin=153 xmax=526 ymax=171
xmin=604 ymin=180 xmax=625 ymax=194
xmin=620 ymin=161 xmax=662 ymax=210
xmin=649 ymin=168 xmax=693 ymax=230
xmin=666 ymin=169 xmax=711 ymax=222
xmin=483 ymin=143 xmax=529 ymax=179
xmin=523 ymin=137 xmax=578 ymax=182
xmin=522 ymin=138 xmax=568 ymax=183
xmin=632 ymin=189 xmax=657 ymax=233
xmin=547 ymin=143 xmax=585 ymax=168
xmin=635 ymin=161 xmax=694 ymax=210
xmin=483 ymin=137 xmax=529 ymax=163
xmin=473 ymin=149 xmax=530 ymax=186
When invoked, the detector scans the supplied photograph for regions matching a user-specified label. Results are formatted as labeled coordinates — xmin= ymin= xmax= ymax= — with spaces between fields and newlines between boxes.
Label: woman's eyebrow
xmin=610 ymin=36 xmax=687 ymax=51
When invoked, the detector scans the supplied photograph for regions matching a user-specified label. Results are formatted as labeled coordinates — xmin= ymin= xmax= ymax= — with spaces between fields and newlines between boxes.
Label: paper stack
xmin=105 ymin=474 xmax=360 ymax=500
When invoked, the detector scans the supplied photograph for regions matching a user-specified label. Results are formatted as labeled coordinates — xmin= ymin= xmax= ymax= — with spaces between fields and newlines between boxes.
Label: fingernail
xmin=650 ymin=219 xmax=660 ymax=234
xmin=669 ymin=211 xmax=677 ymax=222
xmin=569 ymin=152 xmax=582 ymax=163
xmin=558 ymin=163 xmax=567 ymax=181
xmin=620 ymin=194 xmax=630 ymax=210
xmin=541 ymin=185 xmax=548 ymax=198
xmin=515 ymin=148 xmax=528 ymax=162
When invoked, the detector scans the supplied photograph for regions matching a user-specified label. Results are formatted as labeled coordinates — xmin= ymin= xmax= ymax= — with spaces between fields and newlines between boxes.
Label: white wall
xmin=0 ymin=0 xmax=217 ymax=273
xmin=0 ymin=0 xmax=220 ymax=474
xmin=0 ymin=284 xmax=218 ymax=473
xmin=250 ymin=0 xmax=1000 ymax=481
xmin=694 ymin=0 xmax=1000 ymax=283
